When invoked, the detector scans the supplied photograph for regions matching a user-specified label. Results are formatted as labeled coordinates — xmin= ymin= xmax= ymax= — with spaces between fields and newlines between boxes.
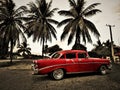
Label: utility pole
xmin=106 ymin=24 xmax=115 ymax=63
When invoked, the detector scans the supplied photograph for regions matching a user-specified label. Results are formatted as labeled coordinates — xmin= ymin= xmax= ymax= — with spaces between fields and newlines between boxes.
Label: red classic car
xmin=31 ymin=50 xmax=112 ymax=80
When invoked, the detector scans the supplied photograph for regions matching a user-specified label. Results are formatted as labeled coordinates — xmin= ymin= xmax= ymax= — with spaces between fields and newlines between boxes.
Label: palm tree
xmin=17 ymin=42 xmax=31 ymax=58
xmin=25 ymin=0 xmax=58 ymax=57
xmin=58 ymin=0 xmax=101 ymax=48
xmin=0 ymin=0 xmax=27 ymax=63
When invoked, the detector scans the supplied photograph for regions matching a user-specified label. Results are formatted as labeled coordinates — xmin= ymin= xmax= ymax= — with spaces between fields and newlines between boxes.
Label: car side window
xmin=60 ymin=55 xmax=65 ymax=59
xmin=78 ymin=53 xmax=86 ymax=58
xmin=66 ymin=53 xmax=76 ymax=59
xmin=51 ymin=53 xmax=60 ymax=58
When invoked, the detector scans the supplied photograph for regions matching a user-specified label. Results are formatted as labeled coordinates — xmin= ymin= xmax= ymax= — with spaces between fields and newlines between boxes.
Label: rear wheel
xmin=51 ymin=69 xmax=64 ymax=80
xmin=99 ymin=65 xmax=107 ymax=75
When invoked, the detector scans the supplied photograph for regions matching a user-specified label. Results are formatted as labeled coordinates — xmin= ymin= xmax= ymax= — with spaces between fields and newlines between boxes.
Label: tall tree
xmin=25 ymin=0 xmax=58 ymax=57
xmin=58 ymin=0 xmax=101 ymax=48
xmin=0 ymin=0 xmax=27 ymax=63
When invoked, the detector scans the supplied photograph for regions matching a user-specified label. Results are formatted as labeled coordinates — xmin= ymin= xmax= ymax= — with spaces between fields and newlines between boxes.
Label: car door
xmin=78 ymin=53 xmax=94 ymax=72
xmin=65 ymin=53 xmax=80 ymax=73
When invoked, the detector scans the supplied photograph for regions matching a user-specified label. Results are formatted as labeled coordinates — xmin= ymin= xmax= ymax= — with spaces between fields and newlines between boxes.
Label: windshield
xmin=51 ymin=52 xmax=60 ymax=58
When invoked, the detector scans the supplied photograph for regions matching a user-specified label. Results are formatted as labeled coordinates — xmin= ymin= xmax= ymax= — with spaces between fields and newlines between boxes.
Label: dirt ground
xmin=0 ymin=60 xmax=120 ymax=90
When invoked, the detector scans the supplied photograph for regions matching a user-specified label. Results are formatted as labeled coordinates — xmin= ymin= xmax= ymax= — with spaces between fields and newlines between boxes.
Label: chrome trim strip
xmin=38 ymin=64 xmax=66 ymax=71
xmin=67 ymin=71 xmax=94 ymax=74
xmin=38 ymin=62 xmax=109 ymax=71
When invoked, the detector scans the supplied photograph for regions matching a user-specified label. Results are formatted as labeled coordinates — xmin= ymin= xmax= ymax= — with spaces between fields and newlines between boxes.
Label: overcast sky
xmin=13 ymin=0 xmax=120 ymax=54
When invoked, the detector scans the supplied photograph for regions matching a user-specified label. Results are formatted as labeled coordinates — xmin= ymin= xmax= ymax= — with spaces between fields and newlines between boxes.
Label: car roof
xmin=57 ymin=50 xmax=86 ymax=54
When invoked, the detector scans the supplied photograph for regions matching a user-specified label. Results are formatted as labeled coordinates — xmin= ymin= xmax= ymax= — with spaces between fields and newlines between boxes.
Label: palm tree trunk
xmin=10 ymin=39 xmax=13 ymax=64
xmin=75 ymin=37 xmax=80 ymax=44
xmin=75 ymin=27 xmax=81 ymax=44
xmin=42 ymin=37 xmax=45 ymax=58
xmin=72 ymin=27 xmax=87 ymax=50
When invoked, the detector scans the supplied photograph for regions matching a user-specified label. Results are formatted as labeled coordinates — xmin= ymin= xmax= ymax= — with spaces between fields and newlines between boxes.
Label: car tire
xmin=99 ymin=65 xmax=107 ymax=75
xmin=51 ymin=69 xmax=64 ymax=80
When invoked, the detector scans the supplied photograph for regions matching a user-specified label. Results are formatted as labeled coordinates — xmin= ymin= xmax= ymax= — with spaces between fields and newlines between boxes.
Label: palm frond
xmin=83 ymin=3 xmax=101 ymax=14
xmin=84 ymin=19 xmax=100 ymax=38
xmin=38 ymin=0 xmax=47 ymax=15
xmin=58 ymin=10 xmax=73 ymax=17
xmin=47 ymin=19 xmax=59 ymax=25
xmin=14 ymin=6 xmax=28 ymax=14
xmin=77 ymin=0 xmax=85 ymax=6
xmin=27 ymin=2 xmax=40 ymax=15
xmin=0 ymin=7 xmax=8 ymax=16
xmin=86 ymin=32 xmax=92 ymax=43
xmin=84 ymin=9 xmax=102 ymax=17
xmin=46 ymin=8 xmax=58 ymax=17
xmin=0 ymin=14 xmax=7 ymax=21
xmin=46 ymin=23 xmax=57 ymax=41
xmin=61 ymin=21 xmax=73 ymax=41
xmin=83 ymin=27 xmax=92 ymax=43
xmin=76 ymin=0 xmax=85 ymax=14
xmin=13 ymin=7 xmax=29 ymax=17
xmin=47 ymin=0 xmax=52 ymax=9
xmin=48 ymin=24 xmax=57 ymax=38
xmin=57 ymin=18 xmax=73 ymax=27
xmin=68 ymin=28 xmax=76 ymax=45
xmin=17 ymin=17 xmax=31 ymax=22
xmin=69 ymin=0 xmax=76 ymax=7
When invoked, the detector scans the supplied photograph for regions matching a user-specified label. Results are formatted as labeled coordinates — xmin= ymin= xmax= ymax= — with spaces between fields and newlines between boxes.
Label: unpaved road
xmin=0 ymin=60 xmax=120 ymax=90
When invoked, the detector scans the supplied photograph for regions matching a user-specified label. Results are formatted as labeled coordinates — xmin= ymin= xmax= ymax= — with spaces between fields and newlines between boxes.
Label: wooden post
xmin=106 ymin=24 xmax=115 ymax=63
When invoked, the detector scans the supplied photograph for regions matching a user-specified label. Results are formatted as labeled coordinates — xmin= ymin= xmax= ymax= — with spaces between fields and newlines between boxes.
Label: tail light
xmin=33 ymin=60 xmax=38 ymax=69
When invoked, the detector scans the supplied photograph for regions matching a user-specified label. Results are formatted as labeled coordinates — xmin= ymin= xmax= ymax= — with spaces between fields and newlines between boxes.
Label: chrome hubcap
xmin=53 ymin=69 xmax=64 ymax=80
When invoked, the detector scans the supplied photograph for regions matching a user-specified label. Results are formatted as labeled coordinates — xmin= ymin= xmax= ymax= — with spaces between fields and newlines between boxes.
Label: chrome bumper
xmin=31 ymin=64 xmax=39 ymax=75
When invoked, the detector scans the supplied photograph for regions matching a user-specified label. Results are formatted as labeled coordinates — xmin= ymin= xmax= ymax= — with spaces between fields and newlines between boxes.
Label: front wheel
xmin=51 ymin=69 xmax=64 ymax=80
xmin=99 ymin=65 xmax=107 ymax=75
